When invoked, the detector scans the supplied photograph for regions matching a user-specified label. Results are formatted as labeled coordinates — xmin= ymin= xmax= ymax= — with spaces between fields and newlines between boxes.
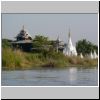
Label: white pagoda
xmin=63 ymin=29 xmax=77 ymax=56
xmin=89 ymin=50 xmax=98 ymax=59
xmin=93 ymin=50 xmax=98 ymax=59
xmin=90 ymin=51 xmax=94 ymax=59
xmin=80 ymin=53 xmax=83 ymax=58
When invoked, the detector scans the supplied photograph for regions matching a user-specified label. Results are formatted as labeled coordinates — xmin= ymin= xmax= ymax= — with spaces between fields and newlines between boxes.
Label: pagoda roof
xmin=15 ymin=26 xmax=32 ymax=40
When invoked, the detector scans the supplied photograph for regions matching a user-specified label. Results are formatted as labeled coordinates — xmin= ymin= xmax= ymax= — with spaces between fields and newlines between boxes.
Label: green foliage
xmin=76 ymin=39 xmax=98 ymax=55
xmin=2 ymin=39 xmax=12 ymax=48
xmin=32 ymin=35 xmax=50 ymax=47
xmin=2 ymin=36 xmax=98 ymax=70
xmin=2 ymin=48 xmax=44 ymax=70
xmin=2 ymin=47 xmax=98 ymax=70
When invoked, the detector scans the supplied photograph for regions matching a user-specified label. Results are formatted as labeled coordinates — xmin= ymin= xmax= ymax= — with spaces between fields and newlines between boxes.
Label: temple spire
xmin=64 ymin=27 xmax=77 ymax=56
xmin=22 ymin=25 xmax=25 ymax=30
xmin=68 ymin=27 xmax=71 ymax=38
xmin=57 ymin=35 xmax=59 ymax=41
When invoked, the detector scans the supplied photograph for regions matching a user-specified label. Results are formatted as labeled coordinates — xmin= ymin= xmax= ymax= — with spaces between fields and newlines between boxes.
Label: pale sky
xmin=2 ymin=14 xmax=98 ymax=45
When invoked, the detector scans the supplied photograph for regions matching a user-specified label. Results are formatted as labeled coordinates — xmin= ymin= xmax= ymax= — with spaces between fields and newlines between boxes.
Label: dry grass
xmin=2 ymin=48 xmax=98 ymax=70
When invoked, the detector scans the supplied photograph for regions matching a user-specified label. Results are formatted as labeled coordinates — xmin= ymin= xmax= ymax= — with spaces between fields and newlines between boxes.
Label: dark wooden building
xmin=12 ymin=26 xmax=33 ymax=52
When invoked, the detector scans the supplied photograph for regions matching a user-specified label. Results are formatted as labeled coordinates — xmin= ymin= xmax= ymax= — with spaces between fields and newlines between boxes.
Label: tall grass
xmin=2 ymin=48 xmax=98 ymax=70
xmin=2 ymin=48 xmax=43 ymax=70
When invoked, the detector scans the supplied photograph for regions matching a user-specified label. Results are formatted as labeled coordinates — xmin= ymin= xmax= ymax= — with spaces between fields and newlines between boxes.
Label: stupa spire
xmin=63 ymin=27 xmax=77 ymax=56
xmin=57 ymin=35 xmax=59 ymax=41
xmin=68 ymin=27 xmax=71 ymax=38
xmin=22 ymin=25 xmax=25 ymax=30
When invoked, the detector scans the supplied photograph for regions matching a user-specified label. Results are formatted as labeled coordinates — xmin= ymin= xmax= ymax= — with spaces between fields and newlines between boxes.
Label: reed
xmin=2 ymin=48 xmax=98 ymax=70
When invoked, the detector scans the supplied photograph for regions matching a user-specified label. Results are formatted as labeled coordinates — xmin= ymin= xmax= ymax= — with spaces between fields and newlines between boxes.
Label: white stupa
xmin=80 ymin=53 xmax=83 ymax=58
xmin=89 ymin=50 xmax=98 ymax=59
xmin=93 ymin=50 xmax=98 ymax=59
xmin=90 ymin=51 xmax=94 ymax=59
xmin=63 ymin=29 xmax=77 ymax=56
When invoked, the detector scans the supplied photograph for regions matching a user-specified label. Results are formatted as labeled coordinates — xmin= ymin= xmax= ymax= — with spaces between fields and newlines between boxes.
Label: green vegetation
xmin=2 ymin=47 xmax=98 ymax=70
xmin=2 ymin=39 xmax=12 ymax=48
xmin=76 ymin=39 xmax=98 ymax=56
xmin=32 ymin=35 xmax=56 ymax=52
xmin=2 ymin=37 xmax=98 ymax=70
xmin=33 ymin=35 xmax=50 ymax=46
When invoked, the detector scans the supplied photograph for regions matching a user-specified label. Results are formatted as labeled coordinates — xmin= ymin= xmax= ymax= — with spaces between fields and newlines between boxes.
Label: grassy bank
xmin=2 ymin=48 xmax=98 ymax=70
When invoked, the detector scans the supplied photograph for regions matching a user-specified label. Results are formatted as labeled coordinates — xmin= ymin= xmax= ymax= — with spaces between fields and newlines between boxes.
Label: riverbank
xmin=2 ymin=48 xmax=98 ymax=70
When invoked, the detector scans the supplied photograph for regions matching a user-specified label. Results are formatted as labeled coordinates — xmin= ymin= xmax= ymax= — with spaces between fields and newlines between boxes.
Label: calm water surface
xmin=1 ymin=67 xmax=98 ymax=86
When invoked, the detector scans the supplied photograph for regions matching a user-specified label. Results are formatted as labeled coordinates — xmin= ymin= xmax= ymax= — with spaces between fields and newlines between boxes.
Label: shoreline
xmin=2 ymin=63 xmax=98 ymax=71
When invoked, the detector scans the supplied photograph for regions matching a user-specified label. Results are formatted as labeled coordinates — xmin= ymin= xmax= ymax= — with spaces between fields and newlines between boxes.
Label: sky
xmin=2 ymin=14 xmax=98 ymax=45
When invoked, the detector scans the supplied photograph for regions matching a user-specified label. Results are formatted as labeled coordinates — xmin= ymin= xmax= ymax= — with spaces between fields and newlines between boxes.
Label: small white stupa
xmin=93 ymin=50 xmax=98 ymax=59
xmin=63 ymin=29 xmax=77 ymax=56
xmin=80 ymin=53 xmax=83 ymax=58
xmin=89 ymin=50 xmax=98 ymax=59
xmin=90 ymin=51 xmax=94 ymax=59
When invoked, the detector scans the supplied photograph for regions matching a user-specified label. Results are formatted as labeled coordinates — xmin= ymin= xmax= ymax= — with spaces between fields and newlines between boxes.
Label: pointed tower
xmin=57 ymin=35 xmax=59 ymax=42
xmin=22 ymin=25 xmax=24 ymax=30
xmin=68 ymin=28 xmax=73 ymax=49
xmin=56 ymin=35 xmax=59 ymax=53
xmin=64 ymin=28 xmax=77 ymax=56
xmin=90 ymin=51 xmax=94 ymax=59
xmin=15 ymin=25 xmax=32 ymax=41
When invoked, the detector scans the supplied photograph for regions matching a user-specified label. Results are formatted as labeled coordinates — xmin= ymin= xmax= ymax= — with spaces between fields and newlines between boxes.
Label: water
xmin=1 ymin=67 xmax=98 ymax=86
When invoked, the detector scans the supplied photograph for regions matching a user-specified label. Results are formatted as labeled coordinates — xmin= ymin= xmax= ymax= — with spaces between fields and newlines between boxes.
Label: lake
xmin=1 ymin=67 xmax=98 ymax=86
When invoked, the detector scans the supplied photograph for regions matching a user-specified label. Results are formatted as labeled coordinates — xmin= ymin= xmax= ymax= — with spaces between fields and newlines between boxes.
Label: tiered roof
xmin=15 ymin=26 xmax=32 ymax=41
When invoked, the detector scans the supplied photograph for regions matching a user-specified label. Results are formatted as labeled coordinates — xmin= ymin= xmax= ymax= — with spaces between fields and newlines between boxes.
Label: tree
xmin=76 ymin=39 xmax=98 ymax=56
xmin=32 ymin=35 xmax=50 ymax=48
xmin=2 ymin=39 xmax=12 ymax=48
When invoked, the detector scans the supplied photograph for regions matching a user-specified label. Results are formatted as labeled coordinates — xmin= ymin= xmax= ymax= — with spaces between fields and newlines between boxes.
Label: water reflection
xmin=69 ymin=67 xmax=77 ymax=84
xmin=1 ymin=67 xmax=98 ymax=86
